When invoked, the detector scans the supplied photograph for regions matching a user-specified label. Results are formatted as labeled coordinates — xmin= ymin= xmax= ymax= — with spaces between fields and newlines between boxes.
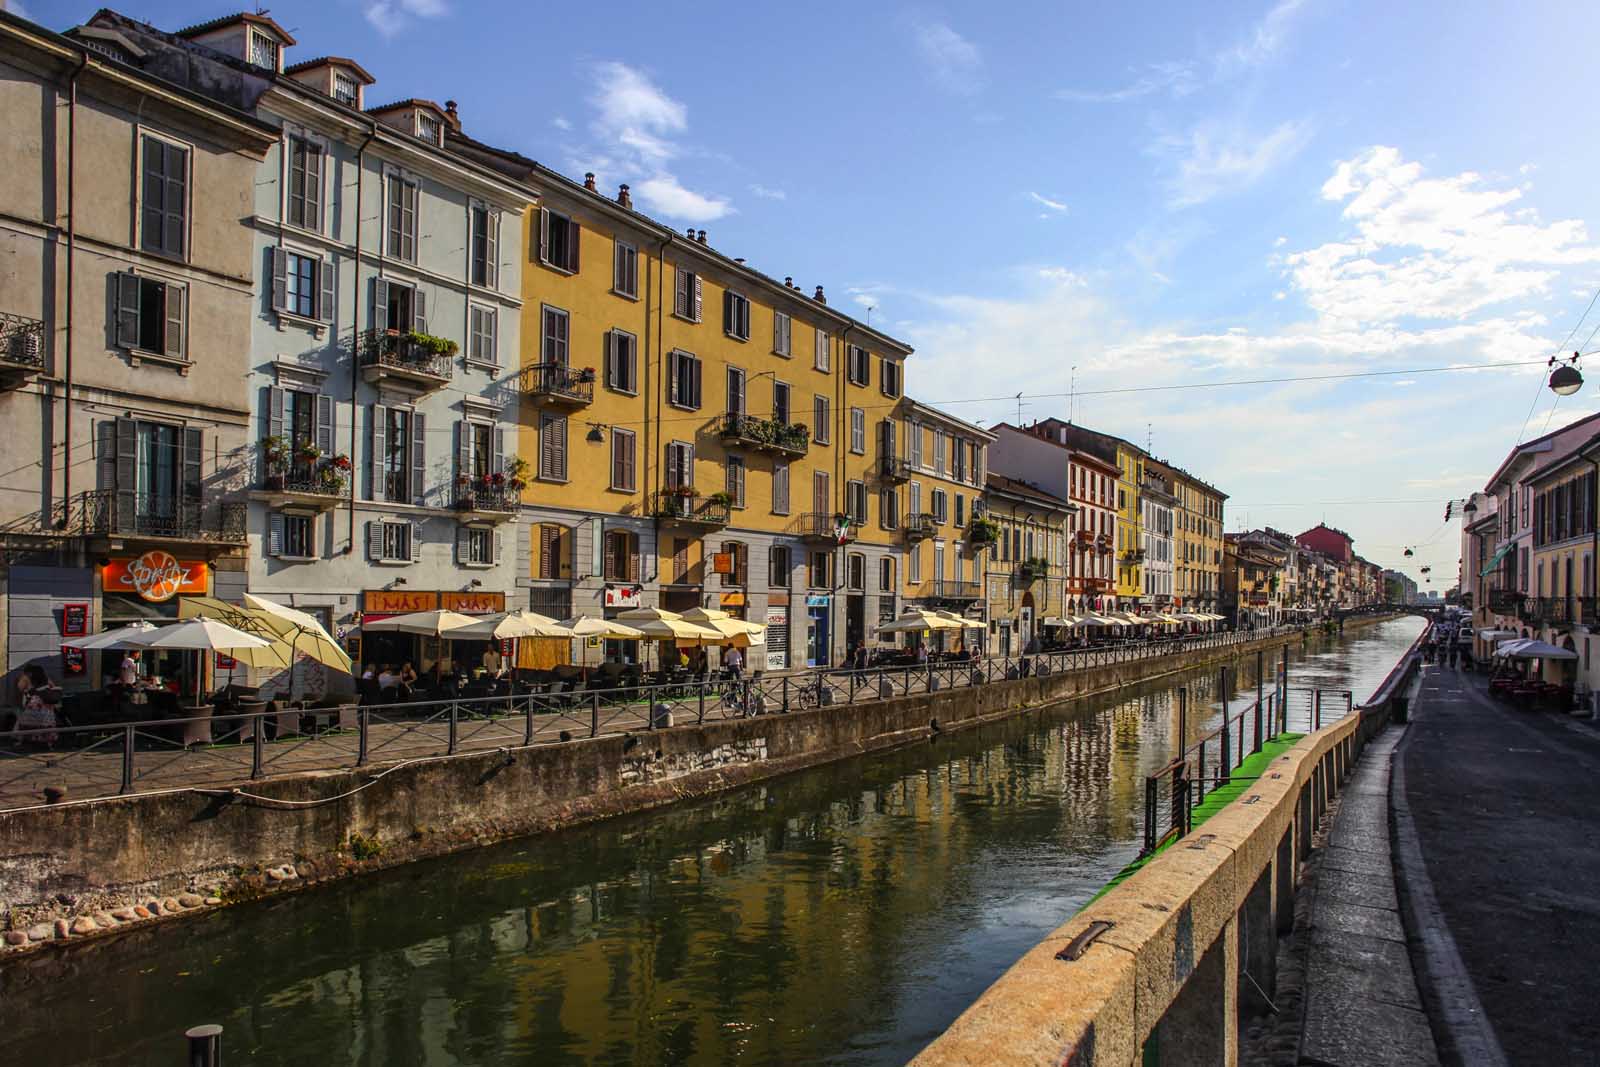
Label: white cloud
xmin=749 ymin=184 xmax=787 ymax=201
xmin=913 ymin=21 xmax=982 ymax=95
xmin=1029 ymin=192 xmax=1069 ymax=214
xmin=1214 ymin=0 xmax=1308 ymax=76
xmin=1285 ymin=146 xmax=1600 ymax=324
xmin=1056 ymin=61 xmax=1198 ymax=104
xmin=552 ymin=117 xmax=572 ymax=131
xmin=1159 ymin=118 xmax=1313 ymax=207
xmin=363 ymin=0 xmax=448 ymax=37
xmin=633 ymin=175 xmax=732 ymax=223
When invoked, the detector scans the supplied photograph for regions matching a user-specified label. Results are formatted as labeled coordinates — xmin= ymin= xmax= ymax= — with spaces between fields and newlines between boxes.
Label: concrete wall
xmin=0 ymin=630 xmax=1306 ymax=939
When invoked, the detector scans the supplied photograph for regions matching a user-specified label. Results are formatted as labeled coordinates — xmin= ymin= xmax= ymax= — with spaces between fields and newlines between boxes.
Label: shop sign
xmin=61 ymin=603 xmax=89 ymax=638
xmin=766 ymin=606 xmax=789 ymax=671
xmin=720 ymin=591 xmax=746 ymax=608
xmin=103 ymin=552 xmax=207 ymax=603
xmin=805 ymin=594 xmax=830 ymax=608
xmin=442 ymin=591 xmax=505 ymax=614
xmin=364 ymin=590 xmax=439 ymax=614
xmin=604 ymin=583 xmax=643 ymax=609
xmin=61 ymin=645 xmax=85 ymax=675
xmin=712 ymin=552 xmax=734 ymax=575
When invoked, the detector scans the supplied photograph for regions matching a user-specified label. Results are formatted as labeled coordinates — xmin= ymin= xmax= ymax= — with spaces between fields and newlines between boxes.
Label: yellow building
xmin=1147 ymin=458 xmax=1227 ymax=617
xmin=980 ymin=473 xmax=1073 ymax=656
xmin=1113 ymin=442 xmax=1149 ymax=608
xmin=898 ymin=400 xmax=995 ymax=644
xmin=1527 ymin=452 xmax=1595 ymax=647
xmin=444 ymin=146 xmax=910 ymax=669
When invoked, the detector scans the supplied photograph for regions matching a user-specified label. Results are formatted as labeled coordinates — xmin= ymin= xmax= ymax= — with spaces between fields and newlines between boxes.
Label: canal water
xmin=0 ymin=618 xmax=1423 ymax=1066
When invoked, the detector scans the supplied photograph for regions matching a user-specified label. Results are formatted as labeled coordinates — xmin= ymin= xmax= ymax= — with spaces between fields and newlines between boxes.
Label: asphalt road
xmin=1399 ymin=665 xmax=1600 ymax=1065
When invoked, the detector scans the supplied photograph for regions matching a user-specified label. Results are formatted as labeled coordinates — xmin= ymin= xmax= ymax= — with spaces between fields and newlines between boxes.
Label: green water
xmin=0 ymin=618 xmax=1423 ymax=1066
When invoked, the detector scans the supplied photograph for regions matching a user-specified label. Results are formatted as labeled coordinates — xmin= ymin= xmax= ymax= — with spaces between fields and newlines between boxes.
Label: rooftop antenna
xmin=1068 ymin=365 xmax=1077 ymax=422
xmin=1146 ymin=422 xmax=1152 ymax=453
xmin=1015 ymin=392 xmax=1025 ymax=425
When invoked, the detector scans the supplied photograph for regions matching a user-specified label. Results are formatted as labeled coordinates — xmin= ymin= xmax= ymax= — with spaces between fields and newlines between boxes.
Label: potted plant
xmin=706 ymin=491 xmax=735 ymax=510
xmin=455 ymin=473 xmax=475 ymax=509
xmin=260 ymin=435 xmax=289 ymax=488
xmin=505 ymin=456 xmax=529 ymax=493
xmin=968 ymin=516 xmax=1000 ymax=546
xmin=317 ymin=463 xmax=346 ymax=494
xmin=296 ymin=442 xmax=323 ymax=466
xmin=577 ymin=366 xmax=596 ymax=384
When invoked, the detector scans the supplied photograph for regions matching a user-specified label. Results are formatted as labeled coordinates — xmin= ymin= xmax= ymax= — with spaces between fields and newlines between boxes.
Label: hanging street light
xmin=1549 ymin=351 xmax=1584 ymax=396
xmin=1463 ymin=499 xmax=1478 ymax=518
xmin=1404 ymin=548 xmax=1414 ymax=557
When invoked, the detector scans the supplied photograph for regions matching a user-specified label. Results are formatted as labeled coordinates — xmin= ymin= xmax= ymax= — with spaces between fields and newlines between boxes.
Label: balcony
xmin=913 ymin=578 xmax=982 ymax=602
xmin=78 ymin=491 xmax=246 ymax=545
xmin=0 ymin=312 xmax=45 ymax=389
xmin=453 ymin=482 xmax=520 ymax=522
xmin=358 ymin=330 xmax=454 ymax=390
xmin=1521 ymin=596 xmax=1600 ymax=628
xmin=259 ymin=468 xmax=348 ymax=511
xmin=1488 ymin=589 xmax=1526 ymax=616
xmin=653 ymin=490 xmax=731 ymax=529
xmin=720 ymin=413 xmax=810 ymax=458
xmin=522 ymin=362 xmax=594 ymax=407
xmin=1121 ymin=548 xmax=1147 ymax=564
xmin=1016 ymin=558 xmax=1050 ymax=584
xmin=879 ymin=455 xmax=912 ymax=483
xmin=791 ymin=512 xmax=859 ymax=545
xmin=905 ymin=513 xmax=937 ymax=542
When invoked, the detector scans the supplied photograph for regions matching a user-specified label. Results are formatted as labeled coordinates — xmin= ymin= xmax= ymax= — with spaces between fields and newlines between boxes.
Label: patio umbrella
xmin=932 ymin=610 xmax=984 ymax=629
xmin=125 ymin=618 xmax=278 ymax=705
xmin=613 ymin=606 xmax=723 ymax=642
xmin=72 ymin=621 xmax=157 ymax=650
xmin=558 ymin=616 xmax=647 ymax=670
xmin=1502 ymin=640 xmax=1577 ymax=661
xmin=243 ymin=594 xmax=354 ymax=673
xmin=678 ymin=608 xmax=768 ymax=648
xmin=877 ymin=610 xmax=964 ymax=633
xmin=452 ymin=610 xmax=575 ymax=640
xmin=359 ymin=609 xmax=483 ymax=635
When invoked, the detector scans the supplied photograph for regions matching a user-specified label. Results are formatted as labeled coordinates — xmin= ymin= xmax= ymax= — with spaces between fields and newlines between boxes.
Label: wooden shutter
xmin=315 ymin=394 xmax=334 ymax=456
xmin=814 ymin=470 xmax=829 ymax=516
xmin=456 ymin=525 xmax=470 ymax=564
xmin=270 ymin=247 xmax=288 ymax=310
xmin=163 ymin=143 xmax=186 ymax=257
xmin=366 ymin=520 xmax=383 ymax=560
xmin=493 ymin=427 xmax=505 ymax=476
xmin=455 ymin=420 xmax=469 ymax=484
xmin=115 ymin=273 xmax=141 ymax=348
xmin=667 ymin=351 xmax=680 ymax=405
xmin=266 ymin=386 xmax=285 ymax=442
xmin=539 ymin=524 xmax=556 ymax=578
xmin=485 ymin=211 xmax=500 ymax=288
xmin=690 ymin=357 xmax=702 ymax=407
xmin=370 ymin=404 xmax=386 ymax=501
xmin=692 ymin=274 xmax=703 ymax=321
xmin=114 ymin=416 xmax=137 ymax=527
xmin=268 ymin=512 xmax=284 ymax=556
xmin=484 ymin=307 xmax=498 ymax=365
xmin=621 ymin=431 xmax=635 ymax=490
xmin=611 ymin=432 xmax=625 ymax=489
xmin=304 ymin=144 xmax=322 ymax=229
xmin=494 ymin=531 xmax=503 ymax=565
xmin=182 ymin=427 xmax=202 ymax=500
xmin=159 ymin=281 xmax=181 ymax=351
xmin=371 ymin=278 xmax=389 ymax=332
xmin=412 ymin=288 xmax=427 ymax=334
xmin=410 ymin=411 xmax=426 ymax=504
xmin=410 ymin=521 xmax=423 ymax=562
xmin=628 ymin=533 xmax=640 ymax=581
xmin=723 ymin=292 xmax=734 ymax=334
xmin=318 ymin=257 xmax=336 ymax=323
xmin=536 ymin=207 xmax=548 ymax=263
xmin=773 ymin=462 xmax=788 ymax=514
xmin=566 ymin=217 xmax=581 ymax=273
xmin=550 ymin=415 xmax=567 ymax=481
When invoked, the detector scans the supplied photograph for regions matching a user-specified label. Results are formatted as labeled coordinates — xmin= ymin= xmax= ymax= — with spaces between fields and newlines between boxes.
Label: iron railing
xmin=77 ymin=491 xmax=247 ymax=543
xmin=719 ymin=413 xmax=810 ymax=457
xmin=1517 ymin=596 xmax=1599 ymax=627
xmin=0 ymin=626 xmax=1306 ymax=812
xmin=905 ymin=513 xmax=937 ymax=541
xmin=790 ymin=512 xmax=858 ymax=543
xmin=879 ymin=456 xmax=913 ymax=483
xmin=522 ymin=362 xmax=594 ymax=404
xmin=358 ymin=330 xmax=454 ymax=382
xmin=913 ymin=578 xmax=982 ymax=600
xmin=653 ymin=491 xmax=732 ymax=527
xmin=0 ymin=311 xmax=46 ymax=371
xmin=453 ymin=484 xmax=519 ymax=514
xmin=262 ymin=472 xmax=345 ymax=499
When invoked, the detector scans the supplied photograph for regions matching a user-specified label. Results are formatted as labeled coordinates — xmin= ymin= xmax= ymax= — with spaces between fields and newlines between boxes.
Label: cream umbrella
xmin=452 ymin=609 xmax=575 ymax=640
xmin=359 ymin=609 xmax=483 ymax=635
xmin=559 ymin=616 xmax=647 ymax=671
xmin=243 ymin=593 xmax=354 ymax=673
xmin=681 ymin=607 xmax=767 ymax=645
xmin=932 ymin=610 xmax=984 ymax=629
xmin=125 ymin=618 xmax=278 ymax=705
xmin=170 ymin=602 xmax=293 ymax=670
xmin=877 ymin=610 xmax=964 ymax=633
xmin=613 ymin=606 xmax=723 ymax=641
xmin=73 ymin=621 xmax=157 ymax=650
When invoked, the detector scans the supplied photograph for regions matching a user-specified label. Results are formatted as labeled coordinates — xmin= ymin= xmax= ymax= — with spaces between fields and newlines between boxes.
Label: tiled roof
xmin=175 ymin=11 xmax=296 ymax=45
xmin=367 ymin=97 xmax=445 ymax=116
xmin=284 ymin=55 xmax=375 ymax=83
xmin=985 ymin=473 xmax=1072 ymax=509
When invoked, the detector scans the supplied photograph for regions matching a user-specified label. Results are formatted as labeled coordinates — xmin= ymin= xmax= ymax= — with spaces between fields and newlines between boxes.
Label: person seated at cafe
xmin=15 ymin=664 xmax=60 ymax=745
xmin=399 ymin=662 xmax=418 ymax=699
xmin=482 ymin=644 xmax=503 ymax=678
xmin=377 ymin=664 xmax=400 ymax=692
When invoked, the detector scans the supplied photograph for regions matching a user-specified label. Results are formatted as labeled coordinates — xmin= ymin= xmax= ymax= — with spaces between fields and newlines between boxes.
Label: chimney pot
xmin=443 ymin=100 xmax=460 ymax=130
xmin=697 ymin=229 xmax=707 ymax=244
xmin=734 ymin=257 xmax=745 ymax=264
xmin=686 ymin=227 xmax=695 ymax=239
xmin=617 ymin=183 xmax=632 ymax=208
xmin=583 ymin=172 xmax=596 ymax=191
xmin=784 ymin=276 xmax=793 ymax=288
xmin=814 ymin=285 xmax=826 ymax=304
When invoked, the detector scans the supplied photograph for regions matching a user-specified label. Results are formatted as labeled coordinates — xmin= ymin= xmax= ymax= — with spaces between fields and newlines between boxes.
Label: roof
xmin=984 ymin=473 xmax=1073 ymax=511
xmin=905 ymin=398 xmax=994 ymax=440
xmin=175 ymin=11 xmax=296 ymax=45
xmin=444 ymin=126 xmax=914 ymax=355
xmin=1298 ymin=523 xmax=1353 ymax=544
xmin=368 ymin=97 xmax=446 ymax=116
xmin=1483 ymin=408 xmax=1600 ymax=491
xmin=284 ymin=55 xmax=375 ymax=83
xmin=990 ymin=421 xmax=1120 ymax=475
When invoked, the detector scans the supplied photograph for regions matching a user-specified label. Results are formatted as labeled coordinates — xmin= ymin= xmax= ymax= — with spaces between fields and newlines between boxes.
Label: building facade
xmin=899 ymin=400 xmax=993 ymax=642
xmin=1139 ymin=469 xmax=1175 ymax=611
xmin=980 ymin=473 xmax=1072 ymax=655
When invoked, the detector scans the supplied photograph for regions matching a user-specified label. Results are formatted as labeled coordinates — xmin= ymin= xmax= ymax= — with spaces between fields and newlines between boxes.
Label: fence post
xmin=783 ymin=675 xmax=791 ymax=713
xmin=850 ymin=671 xmax=858 ymax=704
xmin=120 ymin=724 xmax=135 ymax=794
xmin=1218 ymin=667 xmax=1230 ymax=785
xmin=1177 ymin=686 xmax=1188 ymax=749
xmin=185 ymin=1024 xmax=223 ymax=1067
xmin=524 ymin=696 xmax=535 ymax=746
xmin=251 ymin=715 xmax=264 ymax=779
xmin=1197 ymin=741 xmax=1207 ymax=802
xmin=698 ymin=683 xmax=706 ymax=725
xmin=905 ymin=666 xmax=912 ymax=694
xmin=590 ymin=692 xmax=600 ymax=737
xmin=1144 ymin=776 xmax=1157 ymax=853
xmin=357 ymin=708 xmax=369 ymax=766
xmin=1314 ymin=689 xmax=1322 ymax=730
xmin=447 ymin=702 xmax=458 ymax=754
xmin=1255 ymin=650 xmax=1265 ymax=753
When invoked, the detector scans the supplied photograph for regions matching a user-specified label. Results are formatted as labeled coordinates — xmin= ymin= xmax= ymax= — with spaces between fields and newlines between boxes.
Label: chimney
xmin=784 ymin=276 xmax=794 ymax=288
xmin=734 ymin=257 xmax=745 ymax=264
xmin=813 ymin=285 xmax=826 ymax=304
xmin=686 ymin=227 xmax=695 ymax=239
xmin=583 ymin=172 xmax=597 ymax=192
xmin=696 ymin=229 xmax=707 ymax=244
xmin=617 ymin=183 xmax=632 ymax=208
xmin=444 ymin=100 xmax=460 ymax=131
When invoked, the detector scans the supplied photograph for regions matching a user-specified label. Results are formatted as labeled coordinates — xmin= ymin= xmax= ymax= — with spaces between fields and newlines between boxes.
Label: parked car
xmin=1457 ymin=627 xmax=1474 ymax=644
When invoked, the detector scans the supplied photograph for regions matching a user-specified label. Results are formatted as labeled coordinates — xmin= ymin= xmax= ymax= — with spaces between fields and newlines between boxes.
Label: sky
xmin=27 ymin=0 xmax=1600 ymax=588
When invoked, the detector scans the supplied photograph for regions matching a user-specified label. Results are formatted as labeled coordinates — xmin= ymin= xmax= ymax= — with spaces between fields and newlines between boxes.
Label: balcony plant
xmin=455 ymin=473 xmax=475 ymax=509
xmin=296 ymin=442 xmax=324 ymax=465
xmin=777 ymin=422 xmax=810 ymax=452
xmin=705 ymin=491 xmax=735 ymax=510
xmin=316 ymin=462 xmax=347 ymax=494
xmin=260 ymin=435 xmax=290 ymax=488
xmin=1019 ymin=556 xmax=1049 ymax=582
xmin=577 ymin=366 xmax=596 ymax=384
xmin=505 ymin=456 xmax=529 ymax=492
xmin=404 ymin=331 xmax=459 ymax=359
xmin=967 ymin=516 xmax=1000 ymax=546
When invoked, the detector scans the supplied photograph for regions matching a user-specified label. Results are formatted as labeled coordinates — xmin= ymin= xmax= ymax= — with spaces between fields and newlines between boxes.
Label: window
xmin=813 ymin=395 xmax=831 ymax=444
xmin=772 ymin=461 xmax=790 ymax=514
xmin=372 ymin=278 xmax=422 ymax=333
xmin=270 ymin=512 xmax=315 ymax=559
xmin=114 ymin=273 xmax=186 ymax=358
xmin=808 ymin=551 xmax=831 ymax=589
xmin=848 ymin=553 xmax=866 ymax=591
xmin=460 ymin=421 xmax=496 ymax=484
xmin=674 ymin=267 xmax=702 ymax=321
xmin=386 ymin=173 xmax=417 ymax=262
xmin=909 ymin=423 xmax=923 ymax=468
xmin=610 ymin=428 xmax=636 ymax=491
xmin=603 ymin=529 xmax=638 ymax=581
xmin=952 ymin=440 xmax=967 ymax=483
xmin=538 ymin=209 xmax=581 ymax=273
xmin=470 ymin=205 xmax=500 ymax=289
xmin=880 ymin=488 xmax=899 ymax=529
xmin=369 ymin=406 xmax=421 ymax=504
xmin=287 ymin=138 xmax=323 ymax=231
xmin=665 ymin=441 xmax=694 ymax=489
xmin=773 ymin=311 xmax=791 ymax=356
xmin=333 ymin=72 xmax=359 ymax=106
xmin=931 ymin=488 xmax=948 ymax=523
xmin=846 ymin=480 xmax=867 ymax=525
xmin=541 ymin=305 xmax=569 ymax=366
xmin=249 ymin=30 xmax=279 ymax=69
xmin=460 ymin=525 xmax=496 ymax=566
xmin=934 ymin=431 xmax=947 ymax=476
xmin=668 ymin=350 xmax=702 ymax=409
xmin=955 ymin=494 xmax=965 ymax=528
xmin=535 ymin=524 xmax=570 ymax=579
xmin=721 ymin=541 xmax=749 ymax=586
xmin=270 ymin=249 xmax=332 ymax=321
xmin=418 ymin=113 xmax=442 ymax=144
xmin=814 ymin=329 xmax=830 ymax=372
xmin=909 ymin=545 xmax=921 ymax=583
xmin=880 ymin=358 xmax=901 ymax=397
xmin=539 ymin=412 xmax=568 ymax=481
xmin=606 ymin=330 xmax=638 ymax=394
xmin=909 ymin=480 xmax=922 ymax=518
xmin=613 ymin=241 xmax=638 ymax=298
xmin=371 ymin=519 xmax=413 ymax=563
xmin=726 ymin=366 xmax=747 ymax=416
xmin=773 ymin=381 xmax=791 ymax=425
xmin=847 ymin=344 xmax=871 ymax=386
xmin=469 ymin=305 xmax=498 ymax=365
xmin=724 ymin=291 xmax=751 ymax=340
xmin=140 ymin=137 xmax=188 ymax=259
xmin=770 ymin=545 xmax=791 ymax=586
xmin=727 ymin=456 xmax=746 ymax=508
xmin=879 ymin=557 xmax=895 ymax=592
xmin=850 ymin=408 xmax=865 ymax=454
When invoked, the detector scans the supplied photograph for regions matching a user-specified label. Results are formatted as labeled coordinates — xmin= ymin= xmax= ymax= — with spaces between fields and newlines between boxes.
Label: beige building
xmin=980 ymin=473 xmax=1073 ymax=656
xmin=0 ymin=12 xmax=276 ymax=686
xmin=899 ymin=399 xmax=994 ymax=638
xmin=1148 ymin=458 xmax=1227 ymax=617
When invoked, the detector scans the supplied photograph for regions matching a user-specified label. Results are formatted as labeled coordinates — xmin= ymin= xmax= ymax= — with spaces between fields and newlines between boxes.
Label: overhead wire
xmin=1518 ymin=284 xmax=1600 ymax=443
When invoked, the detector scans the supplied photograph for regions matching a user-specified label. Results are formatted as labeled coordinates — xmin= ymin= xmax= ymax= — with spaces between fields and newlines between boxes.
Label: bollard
xmin=121 ymin=724 xmax=135 ymax=794
xmin=185 ymin=1024 xmax=222 ymax=1067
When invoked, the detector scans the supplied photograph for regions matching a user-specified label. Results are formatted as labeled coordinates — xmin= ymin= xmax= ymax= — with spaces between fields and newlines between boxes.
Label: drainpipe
xmin=650 ymin=232 xmax=672 ymax=594
xmin=834 ymin=323 xmax=852 ymax=664
xmin=60 ymin=50 xmax=89 ymax=530
xmin=347 ymin=122 xmax=379 ymax=552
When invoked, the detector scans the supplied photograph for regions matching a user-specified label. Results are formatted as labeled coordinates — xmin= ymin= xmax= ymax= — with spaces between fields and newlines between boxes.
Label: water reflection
xmin=0 ymin=618 xmax=1422 ymax=1066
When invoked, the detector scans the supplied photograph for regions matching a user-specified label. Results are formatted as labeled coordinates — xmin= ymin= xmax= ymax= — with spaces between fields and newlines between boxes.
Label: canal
xmin=0 ymin=617 xmax=1424 ymax=1066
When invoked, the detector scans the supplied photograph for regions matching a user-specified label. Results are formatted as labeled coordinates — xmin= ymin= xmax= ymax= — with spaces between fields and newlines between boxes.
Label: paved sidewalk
xmin=1299 ymin=725 xmax=1439 ymax=1066
xmin=1397 ymin=663 xmax=1600 ymax=1064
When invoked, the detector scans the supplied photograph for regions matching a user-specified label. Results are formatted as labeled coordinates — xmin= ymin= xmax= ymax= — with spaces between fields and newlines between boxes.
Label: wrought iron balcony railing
xmin=879 ymin=455 xmax=913 ymax=483
xmin=358 ymin=330 xmax=454 ymax=385
xmin=453 ymin=483 xmax=519 ymax=517
xmin=0 ymin=312 xmax=46 ymax=373
xmin=720 ymin=413 xmax=810 ymax=457
xmin=790 ymin=513 xmax=859 ymax=543
xmin=913 ymin=578 xmax=982 ymax=601
xmin=1520 ymin=596 xmax=1600 ymax=628
xmin=522 ymin=362 xmax=594 ymax=405
xmin=78 ymin=491 xmax=246 ymax=543
xmin=653 ymin=490 xmax=731 ymax=527
xmin=905 ymin=513 xmax=937 ymax=541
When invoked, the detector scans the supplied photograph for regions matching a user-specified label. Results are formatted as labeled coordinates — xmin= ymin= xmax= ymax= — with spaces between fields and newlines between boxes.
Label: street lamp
xmin=1549 ymin=351 xmax=1584 ymax=396
xmin=1463 ymin=499 xmax=1477 ymax=519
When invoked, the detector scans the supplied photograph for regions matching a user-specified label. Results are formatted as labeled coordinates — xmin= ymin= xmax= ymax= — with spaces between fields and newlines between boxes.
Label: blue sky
xmin=29 ymin=0 xmax=1600 ymax=585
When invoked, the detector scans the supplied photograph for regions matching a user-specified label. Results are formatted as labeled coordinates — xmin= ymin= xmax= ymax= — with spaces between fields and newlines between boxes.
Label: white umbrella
xmin=878 ymin=610 xmax=964 ymax=633
xmin=242 ymin=593 xmax=354 ymax=673
xmin=73 ymin=621 xmax=157 ymax=650
xmin=560 ymin=616 xmax=647 ymax=640
xmin=125 ymin=618 xmax=277 ymax=705
xmin=1502 ymin=640 xmax=1577 ymax=661
xmin=452 ymin=610 xmax=574 ymax=640
xmin=613 ymin=606 xmax=724 ymax=641
xmin=359 ymin=609 xmax=483 ymax=636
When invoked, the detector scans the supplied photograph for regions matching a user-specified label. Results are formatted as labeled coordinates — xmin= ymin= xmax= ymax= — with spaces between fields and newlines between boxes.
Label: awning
xmin=1479 ymin=542 xmax=1515 ymax=577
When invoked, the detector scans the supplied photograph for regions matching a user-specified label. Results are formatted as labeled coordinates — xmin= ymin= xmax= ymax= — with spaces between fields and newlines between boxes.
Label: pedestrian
xmin=119 ymin=649 xmax=141 ymax=688
xmin=916 ymin=643 xmax=929 ymax=665
xmin=854 ymin=644 xmax=868 ymax=672
xmin=725 ymin=644 xmax=744 ymax=681
xmin=482 ymin=643 xmax=502 ymax=677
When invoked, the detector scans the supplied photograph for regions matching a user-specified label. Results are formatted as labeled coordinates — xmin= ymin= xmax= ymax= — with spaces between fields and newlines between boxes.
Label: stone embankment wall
xmin=0 ymin=626 xmax=1369 ymax=954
